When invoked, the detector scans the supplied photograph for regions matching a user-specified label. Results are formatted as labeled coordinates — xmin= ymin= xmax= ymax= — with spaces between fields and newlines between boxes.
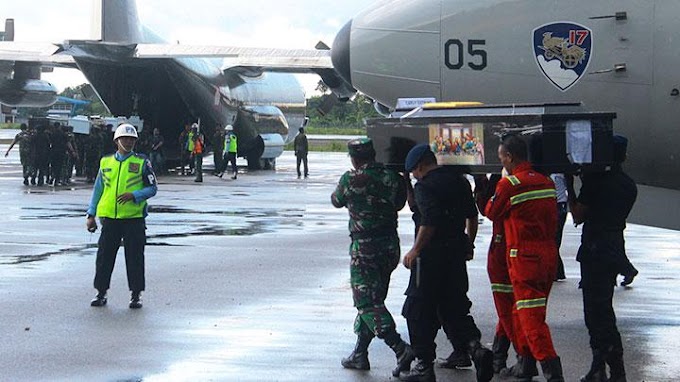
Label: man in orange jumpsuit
xmin=475 ymin=173 xmax=537 ymax=377
xmin=484 ymin=135 xmax=564 ymax=381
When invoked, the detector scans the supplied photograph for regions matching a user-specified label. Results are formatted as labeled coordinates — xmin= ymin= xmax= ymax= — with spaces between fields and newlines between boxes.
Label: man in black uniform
xmin=568 ymin=136 xmax=637 ymax=382
xmin=399 ymin=144 xmax=493 ymax=382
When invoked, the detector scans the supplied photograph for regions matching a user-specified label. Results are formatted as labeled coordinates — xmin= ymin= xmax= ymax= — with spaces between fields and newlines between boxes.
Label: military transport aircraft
xmin=329 ymin=0 xmax=680 ymax=230
xmin=0 ymin=0 xmax=355 ymax=169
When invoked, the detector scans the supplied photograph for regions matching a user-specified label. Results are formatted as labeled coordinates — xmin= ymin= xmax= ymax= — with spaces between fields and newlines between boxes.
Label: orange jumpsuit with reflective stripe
xmin=485 ymin=162 xmax=559 ymax=361
xmin=476 ymin=177 xmax=519 ymax=355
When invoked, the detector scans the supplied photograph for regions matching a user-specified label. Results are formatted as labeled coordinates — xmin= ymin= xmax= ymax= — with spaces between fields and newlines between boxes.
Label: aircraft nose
xmin=331 ymin=19 xmax=352 ymax=86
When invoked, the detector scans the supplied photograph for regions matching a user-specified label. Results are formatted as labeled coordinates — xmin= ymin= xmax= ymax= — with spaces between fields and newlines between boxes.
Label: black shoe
xmin=472 ymin=347 xmax=494 ymax=382
xmin=31 ymin=178 xmax=37 ymax=185
xmin=23 ymin=178 xmax=29 ymax=186
xmin=129 ymin=292 xmax=143 ymax=309
xmin=541 ymin=357 xmax=565 ymax=382
xmin=341 ymin=351 xmax=370 ymax=370
xmin=621 ymin=268 xmax=638 ymax=286
xmin=491 ymin=334 xmax=511 ymax=373
xmin=400 ymin=359 xmax=436 ymax=382
xmin=341 ymin=334 xmax=372 ymax=370
xmin=90 ymin=292 xmax=107 ymax=307
xmin=500 ymin=355 xmax=539 ymax=381
xmin=194 ymin=178 xmax=202 ymax=182
xmin=231 ymin=174 xmax=237 ymax=180
xmin=437 ymin=349 xmax=472 ymax=369
xmin=392 ymin=342 xmax=416 ymax=377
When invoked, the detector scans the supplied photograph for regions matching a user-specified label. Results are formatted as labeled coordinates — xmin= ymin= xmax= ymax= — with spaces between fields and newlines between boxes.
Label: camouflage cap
xmin=347 ymin=137 xmax=375 ymax=158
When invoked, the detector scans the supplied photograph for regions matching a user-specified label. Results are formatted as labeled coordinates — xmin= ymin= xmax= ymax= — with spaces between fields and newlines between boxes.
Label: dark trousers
xmin=94 ymin=218 xmax=146 ymax=293
xmin=50 ymin=153 xmax=65 ymax=184
xmin=403 ymin=260 xmax=481 ymax=363
xmin=555 ymin=202 xmax=568 ymax=278
xmin=194 ymin=154 xmax=203 ymax=181
xmin=222 ymin=152 xmax=237 ymax=174
xmin=296 ymin=154 xmax=308 ymax=177
xmin=580 ymin=260 xmax=622 ymax=354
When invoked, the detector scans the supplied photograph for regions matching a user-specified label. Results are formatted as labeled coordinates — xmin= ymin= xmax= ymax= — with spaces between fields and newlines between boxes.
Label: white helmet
xmin=113 ymin=123 xmax=138 ymax=141
xmin=191 ymin=123 xmax=199 ymax=129
xmin=225 ymin=124 xmax=233 ymax=131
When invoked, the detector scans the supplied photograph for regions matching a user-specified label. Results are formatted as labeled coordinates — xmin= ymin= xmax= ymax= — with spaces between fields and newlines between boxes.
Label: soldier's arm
xmin=331 ymin=173 xmax=349 ymax=208
xmin=4 ymin=136 xmax=19 ymax=156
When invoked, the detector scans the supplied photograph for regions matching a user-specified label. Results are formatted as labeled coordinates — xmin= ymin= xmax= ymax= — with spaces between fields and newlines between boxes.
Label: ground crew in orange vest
xmin=484 ymin=135 xmax=564 ymax=382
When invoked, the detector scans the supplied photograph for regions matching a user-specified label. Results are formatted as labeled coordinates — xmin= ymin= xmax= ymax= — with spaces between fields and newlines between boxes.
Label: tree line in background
xmin=8 ymin=85 xmax=381 ymax=134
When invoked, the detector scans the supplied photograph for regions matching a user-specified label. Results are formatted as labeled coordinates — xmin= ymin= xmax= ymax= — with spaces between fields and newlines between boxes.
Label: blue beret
xmin=405 ymin=143 xmax=432 ymax=172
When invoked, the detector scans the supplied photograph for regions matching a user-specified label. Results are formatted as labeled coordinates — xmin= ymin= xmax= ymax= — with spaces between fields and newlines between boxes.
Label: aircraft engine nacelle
xmin=332 ymin=0 xmax=443 ymax=108
xmin=0 ymin=79 xmax=58 ymax=107
xmin=237 ymin=105 xmax=289 ymax=161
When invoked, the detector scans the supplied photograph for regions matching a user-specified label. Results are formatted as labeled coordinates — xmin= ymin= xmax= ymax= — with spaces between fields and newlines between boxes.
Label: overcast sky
xmin=4 ymin=0 xmax=372 ymax=95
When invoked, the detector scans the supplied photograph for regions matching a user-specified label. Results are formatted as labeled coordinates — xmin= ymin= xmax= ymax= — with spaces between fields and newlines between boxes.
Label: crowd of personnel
xmin=332 ymin=136 xmax=637 ymax=382
xmin=4 ymin=121 xmax=168 ymax=186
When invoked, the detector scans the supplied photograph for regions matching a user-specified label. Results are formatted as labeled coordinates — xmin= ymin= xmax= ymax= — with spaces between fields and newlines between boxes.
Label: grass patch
xmin=304 ymin=126 xmax=366 ymax=135
xmin=285 ymin=141 xmax=347 ymax=153
xmin=0 ymin=123 xmax=20 ymax=129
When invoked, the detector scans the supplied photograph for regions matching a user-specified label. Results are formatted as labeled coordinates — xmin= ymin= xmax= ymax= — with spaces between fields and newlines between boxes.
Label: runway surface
xmin=0 ymin=148 xmax=678 ymax=381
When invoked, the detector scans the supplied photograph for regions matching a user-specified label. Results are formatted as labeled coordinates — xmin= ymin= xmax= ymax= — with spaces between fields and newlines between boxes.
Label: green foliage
xmin=60 ymin=84 xmax=111 ymax=116
xmin=304 ymin=126 xmax=365 ymax=135
xmin=306 ymin=94 xmax=382 ymax=130
xmin=0 ymin=123 xmax=21 ymax=129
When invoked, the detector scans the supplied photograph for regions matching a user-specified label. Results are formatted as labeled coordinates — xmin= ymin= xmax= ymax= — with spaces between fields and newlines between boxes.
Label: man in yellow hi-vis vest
xmin=86 ymin=123 xmax=158 ymax=309
xmin=219 ymin=124 xmax=238 ymax=179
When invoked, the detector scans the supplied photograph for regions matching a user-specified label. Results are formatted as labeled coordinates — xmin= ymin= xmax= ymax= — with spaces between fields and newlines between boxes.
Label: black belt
xmin=350 ymin=228 xmax=397 ymax=240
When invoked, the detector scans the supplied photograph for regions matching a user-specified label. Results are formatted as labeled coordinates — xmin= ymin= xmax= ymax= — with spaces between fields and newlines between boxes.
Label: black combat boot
xmin=90 ymin=290 xmax=107 ymax=307
xmin=384 ymin=331 xmax=416 ymax=377
xmin=491 ymin=334 xmax=511 ymax=373
xmin=129 ymin=291 xmax=143 ymax=309
xmin=341 ymin=334 xmax=372 ymax=370
xmin=580 ymin=349 xmax=608 ymax=382
xmin=540 ymin=356 xmax=565 ymax=382
xmin=469 ymin=340 xmax=494 ymax=382
xmin=500 ymin=354 xmax=539 ymax=381
xmin=606 ymin=348 xmax=627 ymax=382
xmin=400 ymin=358 xmax=436 ymax=382
xmin=438 ymin=348 xmax=472 ymax=369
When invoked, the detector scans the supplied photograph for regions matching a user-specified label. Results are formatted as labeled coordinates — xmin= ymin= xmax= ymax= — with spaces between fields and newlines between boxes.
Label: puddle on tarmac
xmin=5 ymin=204 xmax=306 ymax=265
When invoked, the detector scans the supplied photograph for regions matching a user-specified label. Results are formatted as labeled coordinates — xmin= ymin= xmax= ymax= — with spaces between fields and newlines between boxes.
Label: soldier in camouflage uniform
xmin=4 ymin=123 xmax=36 ymax=185
xmin=85 ymin=124 xmax=104 ymax=183
xmin=331 ymin=138 xmax=415 ymax=378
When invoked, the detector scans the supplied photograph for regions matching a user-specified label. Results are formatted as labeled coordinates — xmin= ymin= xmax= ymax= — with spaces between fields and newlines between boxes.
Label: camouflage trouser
xmin=19 ymin=150 xmax=34 ymax=179
xmin=350 ymin=235 xmax=401 ymax=338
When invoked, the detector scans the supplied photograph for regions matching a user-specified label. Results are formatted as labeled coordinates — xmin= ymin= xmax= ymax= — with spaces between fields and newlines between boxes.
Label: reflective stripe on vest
xmin=507 ymin=175 xmax=521 ymax=186
xmin=516 ymin=297 xmax=547 ymax=310
xmin=509 ymin=248 xmax=518 ymax=257
xmin=491 ymin=283 xmax=514 ymax=294
xmin=510 ymin=188 xmax=556 ymax=206
xmin=96 ymin=155 xmax=146 ymax=219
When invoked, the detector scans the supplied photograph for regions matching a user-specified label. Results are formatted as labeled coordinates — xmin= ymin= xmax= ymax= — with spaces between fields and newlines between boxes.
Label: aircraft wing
xmin=133 ymin=44 xmax=333 ymax=72
xmin=0 ymin=41 xmax=76 ymax=68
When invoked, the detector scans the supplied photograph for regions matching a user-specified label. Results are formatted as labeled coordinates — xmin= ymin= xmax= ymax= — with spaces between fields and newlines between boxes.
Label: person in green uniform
xmin=331 ymin=138 xmax=415 ymax=378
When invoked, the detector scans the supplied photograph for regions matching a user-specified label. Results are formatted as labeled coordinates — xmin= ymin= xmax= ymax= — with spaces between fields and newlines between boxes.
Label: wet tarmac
xmin=0 ymin=146 xmax=679 ymax=381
